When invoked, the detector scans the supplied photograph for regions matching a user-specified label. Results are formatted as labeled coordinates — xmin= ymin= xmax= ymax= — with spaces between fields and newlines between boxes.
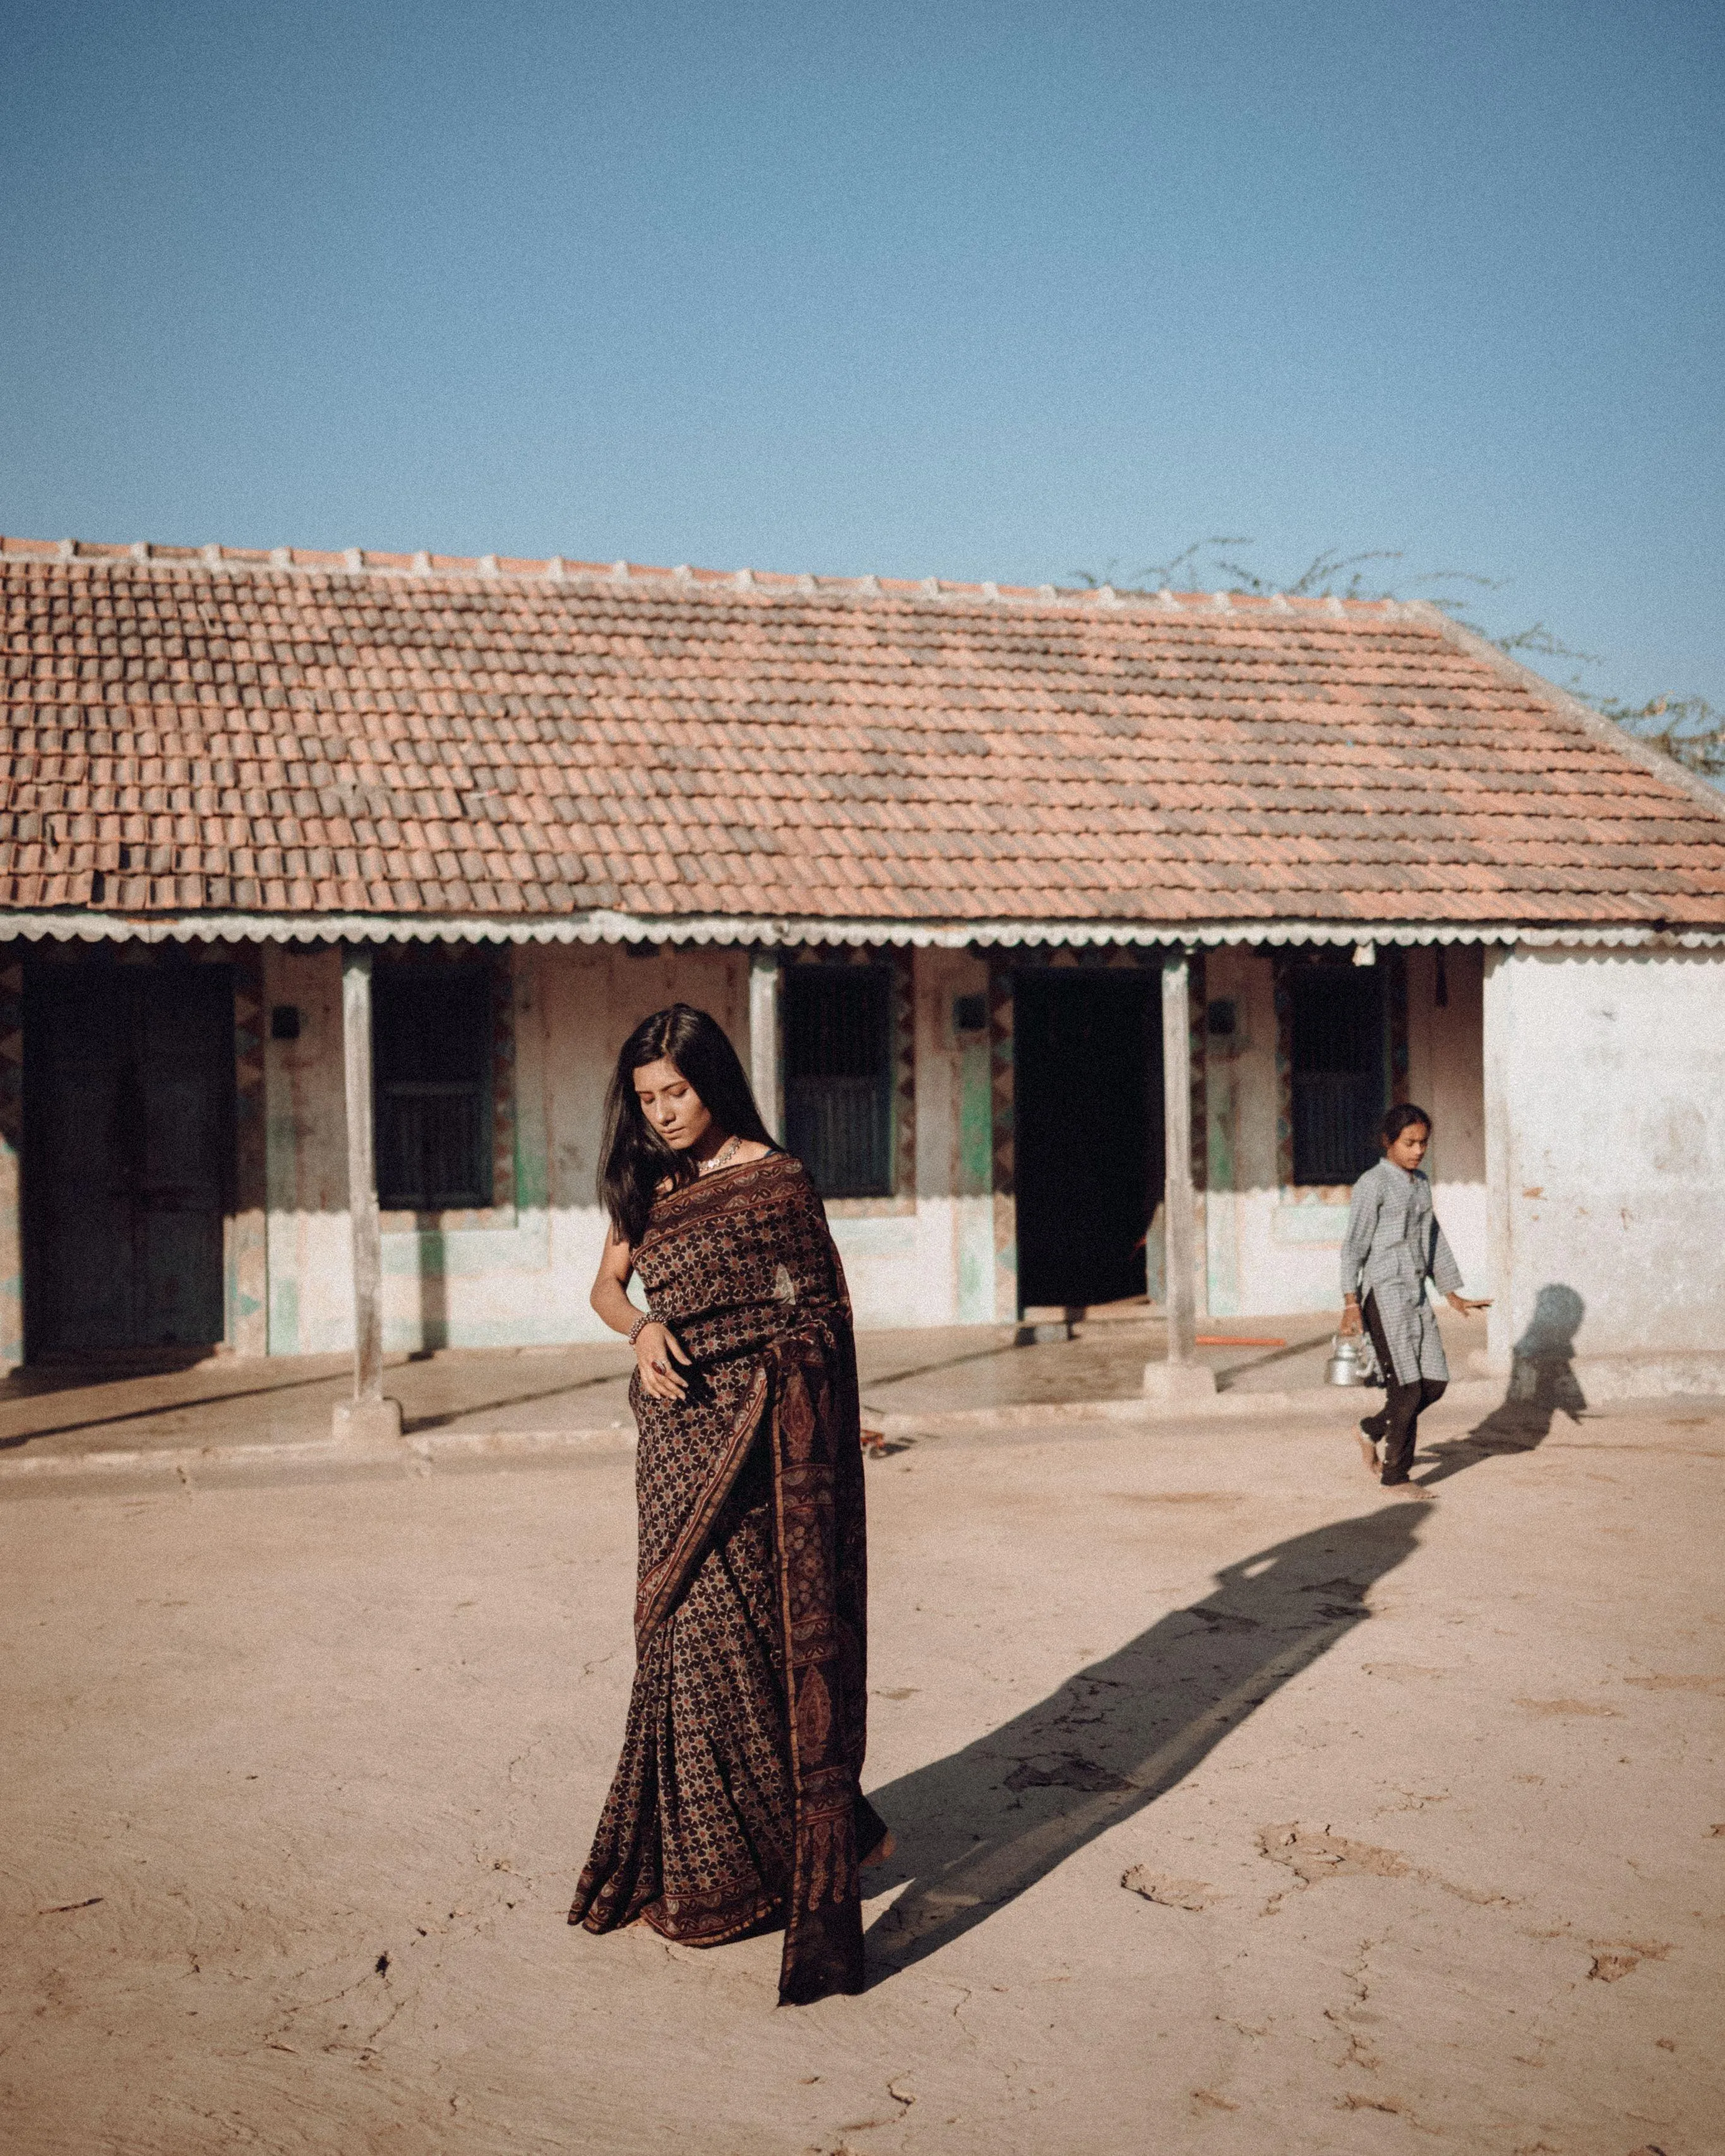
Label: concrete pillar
xmin=333 ymin=946 xmax=402 ymax=1441
xmin=749 ymin=949 xmax=784 ymax=1142
xmin=1145 ymin=951 xmax=1215 ymax=1407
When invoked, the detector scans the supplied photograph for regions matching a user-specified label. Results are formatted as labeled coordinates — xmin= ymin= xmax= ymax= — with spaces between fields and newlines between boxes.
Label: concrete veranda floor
xmin=2 ymin=1383 xmax=1721 ymax=2155
xmin=0 ymin=1306 xmax=1441 ymax=1466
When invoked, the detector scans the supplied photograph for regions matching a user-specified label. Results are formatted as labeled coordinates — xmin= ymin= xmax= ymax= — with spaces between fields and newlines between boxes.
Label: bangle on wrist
xmin=628 ymin=1311 xmax=654 ymax=1345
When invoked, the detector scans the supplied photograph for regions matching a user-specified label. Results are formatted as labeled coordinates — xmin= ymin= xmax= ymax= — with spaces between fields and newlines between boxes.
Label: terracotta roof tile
xmin=1 ymin=541 xmax=1721 ymax=930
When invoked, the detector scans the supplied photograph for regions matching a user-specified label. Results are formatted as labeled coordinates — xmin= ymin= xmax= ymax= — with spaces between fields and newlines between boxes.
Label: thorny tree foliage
xmin=1592 ymin=694 xmax=1725 ymax=787
xmin=1073 ymin=539 xmax=1724 ymax=790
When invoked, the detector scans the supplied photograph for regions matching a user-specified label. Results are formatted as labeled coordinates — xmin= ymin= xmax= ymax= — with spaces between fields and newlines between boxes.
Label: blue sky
xmin=2 ymin=0 xmax=1720 ymax=707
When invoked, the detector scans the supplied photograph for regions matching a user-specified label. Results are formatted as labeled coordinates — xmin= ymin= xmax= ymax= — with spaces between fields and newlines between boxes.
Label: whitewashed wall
xmin=1483 ymin=946 xmax=1725 ymax=1390
xmin=534 ymin=943 xmax=749 ymax=1347
xmin=36 ymin=934 xmax=1712 ymax=1371
xmin=1403 ymin=945 xmax=1489 ymax=1302
xmin=1202 ymin=948 xmax=1488 ymax=1318
xmin=262 ymin=945 xmax=352 ymax=1354
xmin=258 ymin=939 xmax=1510 ymax=1350
xmin=259 ymin=942 xmax=995 ymax=1353
xmin=907 ymin=946 xmax=996 ymax=1325
xmin=1201 ymin=948 xmax=1296 ymax=1316
xmin=263 ymin=943 xmax=750 ymax=1353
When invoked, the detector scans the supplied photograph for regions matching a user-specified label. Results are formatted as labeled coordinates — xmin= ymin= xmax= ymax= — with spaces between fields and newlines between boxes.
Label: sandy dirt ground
xmin=2 ymin=1388 xmax=1721 ymax=2155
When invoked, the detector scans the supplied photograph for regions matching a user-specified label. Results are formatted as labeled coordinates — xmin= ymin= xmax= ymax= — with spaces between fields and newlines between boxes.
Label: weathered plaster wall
xmin=248 ymin=936 xmax=1496 ymax=1352
xmin=32 ymin=934 xmax=1701 ymax=1367
xmin=905 ymin=947 xmax=995 ymax=1326
xmin=260 ymin=942 xmax=993 ymax=1353
xmin=535 ymin=943 xmax=748 ymax=1346
xmin=265 ymin=943 xmax=753 ymax=1353
xmin=1202 ymin=950 xmax=1287 ymax=1316
xmin=1201 ymin=950 xmax=1357 ymax=1316
xmin=531 ymin=944 xmax=992 ymax=1335
xmin=226 ymin=953 xmax=268 ymax=1356
xmin=1484 ymin=947 xmax=1725 ymax=1383
xmin=1203 ymin=949 xmax=1488 ymax=1318
xmin=263 ymin=946 xmax=353 ymax=1354
xmin=1402 ymin=944 xmax=1488 ymax=1300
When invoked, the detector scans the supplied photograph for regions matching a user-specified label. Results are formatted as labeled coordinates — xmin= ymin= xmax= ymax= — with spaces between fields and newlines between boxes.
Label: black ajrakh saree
xmin=568 ymin=1151 xmax=884 ymax=2006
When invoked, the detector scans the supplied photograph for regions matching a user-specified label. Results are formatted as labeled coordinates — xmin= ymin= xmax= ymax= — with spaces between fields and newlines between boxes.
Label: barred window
xmin=784 ymin=966 xmax=893 ymax=1198
xmin=1289 ymin=965 xmax=1385 ymax=1184
xmin=373 ymin=963 xmax=493 ymax=1209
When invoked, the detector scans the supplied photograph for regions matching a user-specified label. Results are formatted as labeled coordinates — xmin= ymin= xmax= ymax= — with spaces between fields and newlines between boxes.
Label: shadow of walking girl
xmin=1419 ymin=1282 xmax=1587 ymax=1489
xmin=862 ymin=1499 xmax=1426 ymax=1982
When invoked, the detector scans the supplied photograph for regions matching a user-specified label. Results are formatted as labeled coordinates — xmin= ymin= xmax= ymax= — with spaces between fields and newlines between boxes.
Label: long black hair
xmin=599 ymin=1003 xmax=776 ymax=1244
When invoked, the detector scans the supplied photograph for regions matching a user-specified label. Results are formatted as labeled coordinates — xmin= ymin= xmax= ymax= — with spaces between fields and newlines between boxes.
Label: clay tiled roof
xmin=3 ymin=535 xmax=1722 ymax=938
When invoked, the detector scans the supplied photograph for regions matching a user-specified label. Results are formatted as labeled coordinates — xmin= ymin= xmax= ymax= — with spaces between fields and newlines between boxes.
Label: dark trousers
xmin=1362 ymin=1292 xmax=1447 ymax=1483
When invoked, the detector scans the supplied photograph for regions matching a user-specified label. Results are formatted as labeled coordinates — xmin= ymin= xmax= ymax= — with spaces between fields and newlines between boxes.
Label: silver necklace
xmin=698 ymin=1134 xmax=743 ymax=1176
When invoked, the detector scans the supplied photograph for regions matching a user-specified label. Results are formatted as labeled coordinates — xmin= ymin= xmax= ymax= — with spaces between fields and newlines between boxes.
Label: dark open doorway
xmin=1012 ymin=968 xmax=1162 ymax=1311
xmin=24 ymin=960 xmax=235 ymax=1357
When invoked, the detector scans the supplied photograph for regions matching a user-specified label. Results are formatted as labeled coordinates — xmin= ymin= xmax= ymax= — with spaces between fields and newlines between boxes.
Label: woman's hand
xmin=1339 ymin=1297 xmax=1363 ymax=1337
xmin=1447 ymin=1292 xmax=1491 ymax=1318
xmin=634 ymin=1320 xmax=693 ymax=1402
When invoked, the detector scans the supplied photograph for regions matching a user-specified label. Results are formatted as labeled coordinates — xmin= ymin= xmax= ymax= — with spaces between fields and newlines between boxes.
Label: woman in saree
xmin=568 ymin=1003 xmax=888 ymax=2006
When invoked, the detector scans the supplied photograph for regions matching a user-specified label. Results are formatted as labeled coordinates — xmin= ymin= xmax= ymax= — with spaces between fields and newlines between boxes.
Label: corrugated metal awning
xmin=2 ymin=909 xmax=1721 ymax=952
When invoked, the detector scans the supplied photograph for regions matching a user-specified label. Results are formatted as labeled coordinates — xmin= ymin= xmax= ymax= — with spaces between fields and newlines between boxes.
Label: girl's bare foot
xmin=861 ymin=1829 xmax=896 ymax=1869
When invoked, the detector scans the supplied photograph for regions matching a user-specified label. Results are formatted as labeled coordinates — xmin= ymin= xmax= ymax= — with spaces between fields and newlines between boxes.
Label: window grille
xmin=1289 ymin=965 xmax=1385 ymax=1184
xmin=784 ymin=966 xmax=893 ymax=1198
xmin=373 ymin=963 xmax=494 ymax=1209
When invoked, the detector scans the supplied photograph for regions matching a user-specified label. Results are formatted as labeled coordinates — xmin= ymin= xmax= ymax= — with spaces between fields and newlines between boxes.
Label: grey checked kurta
xmin=1340 ymin=1158 xmax=1464 ymax=1386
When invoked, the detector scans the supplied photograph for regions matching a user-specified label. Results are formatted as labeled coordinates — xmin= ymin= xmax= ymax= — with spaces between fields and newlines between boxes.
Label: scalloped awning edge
xmin=1 ymin=909 xmax=1722 ymax=953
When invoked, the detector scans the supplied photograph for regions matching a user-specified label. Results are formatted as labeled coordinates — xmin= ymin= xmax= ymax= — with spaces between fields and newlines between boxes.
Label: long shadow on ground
xmin=861 ymin=1500 xmax=1425 ymax=1981
xmin=861 ymin=1307 xmax=1584 ymax=1986
xmin=1418 ymin=1283 xmax=1587 ymax=1489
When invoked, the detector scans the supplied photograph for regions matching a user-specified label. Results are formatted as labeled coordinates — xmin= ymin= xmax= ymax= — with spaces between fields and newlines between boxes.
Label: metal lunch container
xmin=1325 ymin=1333 xmax=1368 ymax=1386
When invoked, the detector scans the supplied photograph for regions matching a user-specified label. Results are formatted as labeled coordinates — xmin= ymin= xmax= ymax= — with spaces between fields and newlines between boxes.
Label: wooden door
xmin=25 ymin=963 xmax=234 ymax=1355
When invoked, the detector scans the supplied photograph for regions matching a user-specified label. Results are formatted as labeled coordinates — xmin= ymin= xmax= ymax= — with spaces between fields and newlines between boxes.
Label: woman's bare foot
xmin=861 ymin=1829 xmax=896 ymax=1869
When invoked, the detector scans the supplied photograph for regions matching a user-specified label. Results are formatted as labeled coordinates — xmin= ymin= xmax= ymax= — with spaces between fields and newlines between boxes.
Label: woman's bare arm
xmin=590 ymin=1225 xmax=642 ymax=1335
xmin=590 ymin=1225 xmax=691 ymax=1402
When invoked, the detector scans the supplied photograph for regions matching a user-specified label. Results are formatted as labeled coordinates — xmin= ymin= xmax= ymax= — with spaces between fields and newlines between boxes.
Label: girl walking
xmin=569 ymin=1004 xmax=887 ymax=2005
xmin=1340 ymin=1103 xmax=1490 ymax=1490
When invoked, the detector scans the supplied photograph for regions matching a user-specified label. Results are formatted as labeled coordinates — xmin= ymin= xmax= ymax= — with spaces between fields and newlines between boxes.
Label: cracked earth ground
xmin=2 ymin=1392 xmax=1721 ymax=2155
